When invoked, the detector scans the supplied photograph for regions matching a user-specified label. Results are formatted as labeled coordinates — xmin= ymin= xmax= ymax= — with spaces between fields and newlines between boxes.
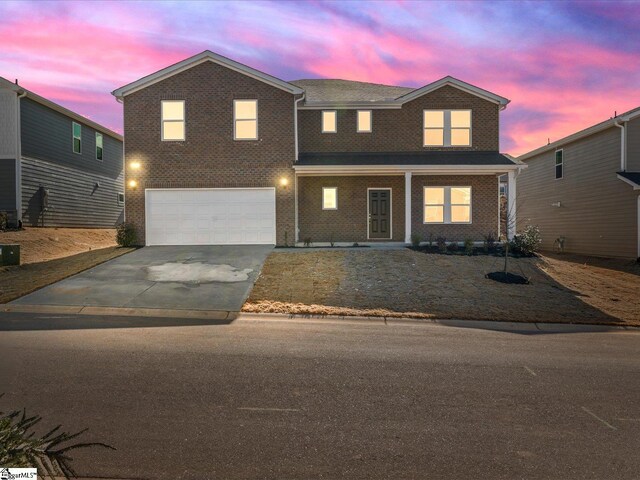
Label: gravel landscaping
xmin=244 ymin=249 xmax=640 ymax=326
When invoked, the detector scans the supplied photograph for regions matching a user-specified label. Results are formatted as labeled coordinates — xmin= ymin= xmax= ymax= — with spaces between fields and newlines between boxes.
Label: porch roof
xmin=297 ymin=151 xmax=517 ymax=166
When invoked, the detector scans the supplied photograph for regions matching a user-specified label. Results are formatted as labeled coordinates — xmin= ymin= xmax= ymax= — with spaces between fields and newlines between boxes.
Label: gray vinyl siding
xmin=518 ymin=127 xmax=638 ymax=258
xmin=21 ymin=156 xmax=124 ymax=227
xmin=0 ymin=159 xmax=16 ymax=212
xmin=19 ymin=97 xmax=124 ymax=227
xmin=626 ymin=116 xmax=640 ymax=172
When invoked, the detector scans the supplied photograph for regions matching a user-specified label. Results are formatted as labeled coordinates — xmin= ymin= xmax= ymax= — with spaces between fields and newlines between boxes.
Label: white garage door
xmin=145 ymin=188 xmax=276 ymax=246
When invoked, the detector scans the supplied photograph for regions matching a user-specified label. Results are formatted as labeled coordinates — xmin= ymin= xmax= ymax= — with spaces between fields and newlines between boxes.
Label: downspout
xmin=116 ymin=95 xmax=125 ymax=222
xmin=15 ymin=88 xmax=27 ymax=225
xmin=614 ymin=120 xmax=626 ymax=171
xmin=293 ymin=93 xmax=305 ymax=244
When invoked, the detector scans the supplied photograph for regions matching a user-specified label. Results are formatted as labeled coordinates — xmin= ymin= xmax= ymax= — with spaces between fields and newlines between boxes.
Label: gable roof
xmin=290 ymin=79 xmax=413 ymax=104
xmin=0 ymin=76 xmax=122 ymax=140
xmin=518 ymin=105 xmax=640 ymax=161
xmin=112 ymin=50 xmax=304 ymax=99
xmin=395 ymin=76 xmax=510 ymax=108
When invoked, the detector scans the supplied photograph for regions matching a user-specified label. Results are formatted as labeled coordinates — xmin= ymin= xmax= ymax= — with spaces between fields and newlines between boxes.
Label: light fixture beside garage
xmin=128 ymin=179 xmax=138 ymax=189
xmin=279 ymin=177 xmax=289 ymax=188
xmin=130 ymin=161 xmax=141 ymax=170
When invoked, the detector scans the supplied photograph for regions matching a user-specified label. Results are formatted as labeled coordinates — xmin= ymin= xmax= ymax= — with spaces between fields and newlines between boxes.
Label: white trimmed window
xmin=72 ymin=122 xmax=82 ymax=154
xmin=96 ymin=132 xmax=103 ymax=160
xmin=555 ymin=149 xmax=563 ymax=179
xmin=423 ymin=110 xmax=471 ymax=147
xmin=161 ymin=100 xmax=185 ymax=141
xmin=357 ymin=110 xmax=372 ymax=133
xmin=234 ymin=100 xmax=258 ymax=140
xmin=424 ymin=186 xmax=471 ymax=223
xmin=322 ymin=187 xmax=338 ymax=210
xmin=322 ymin=110 xmax=337 ymax=133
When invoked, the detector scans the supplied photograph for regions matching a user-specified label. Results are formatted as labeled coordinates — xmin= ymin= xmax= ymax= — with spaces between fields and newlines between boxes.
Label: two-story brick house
xmin=112 ymin=50 xmax=521 ymax=246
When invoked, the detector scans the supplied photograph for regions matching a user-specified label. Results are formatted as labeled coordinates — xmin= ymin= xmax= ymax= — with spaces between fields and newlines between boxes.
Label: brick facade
xmin=123 ymin=61 xmax=297 ymax=245
xmin=297 ymin=86 xmax=500 ymax=153
xmin=297 ymin=174 xmax=499 ymax=243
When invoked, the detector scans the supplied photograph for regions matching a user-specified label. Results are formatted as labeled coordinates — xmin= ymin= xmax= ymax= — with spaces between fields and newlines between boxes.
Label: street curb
xmin=2 ymin=304 xmax=232 ymax=321
xmin=235 ymin=312 xmax=640 ymax=333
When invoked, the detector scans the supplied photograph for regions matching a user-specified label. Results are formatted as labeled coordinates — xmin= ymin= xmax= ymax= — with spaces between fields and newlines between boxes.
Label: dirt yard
xmin=244 ymin=249 xmax=640 ymax=326
xmin=0 ymin=247 xmax=133 ymax=304
xmin=0 ymin=227 xmax=117 ymax=264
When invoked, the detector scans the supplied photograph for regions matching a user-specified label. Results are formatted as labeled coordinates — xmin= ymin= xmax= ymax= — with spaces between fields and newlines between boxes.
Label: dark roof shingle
xmin=290 ymin=79 xmax=414 ymax=103
xmin=298 ymin=151 xmax=517 ymax=166
xmin=618 ymin=171 xmax=640 ymax=186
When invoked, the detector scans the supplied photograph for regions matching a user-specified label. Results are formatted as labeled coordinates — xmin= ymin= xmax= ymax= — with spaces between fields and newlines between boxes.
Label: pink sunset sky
xmin=1 ymin=0 xmax=638 ymax=156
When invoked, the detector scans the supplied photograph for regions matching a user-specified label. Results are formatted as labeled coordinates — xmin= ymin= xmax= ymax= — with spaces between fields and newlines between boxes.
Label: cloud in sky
xmin=1 ymin=0 xmax=638 ymax=155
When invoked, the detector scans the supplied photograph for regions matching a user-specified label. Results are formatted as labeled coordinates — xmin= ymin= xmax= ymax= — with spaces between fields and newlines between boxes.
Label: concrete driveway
xmin=11 ymin=245 xmax=272 ymax=313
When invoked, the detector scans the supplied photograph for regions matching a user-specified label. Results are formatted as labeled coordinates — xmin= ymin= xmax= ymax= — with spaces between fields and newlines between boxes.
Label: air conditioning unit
xmin=0 ymin=244 xmax=20 ymax=266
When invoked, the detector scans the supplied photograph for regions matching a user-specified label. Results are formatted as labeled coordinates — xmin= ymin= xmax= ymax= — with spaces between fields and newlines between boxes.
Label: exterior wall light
xmin=130 ymin=161 xmax=141 ymax=170
xmin=128 ymin=179 xmax=138 ymax=189
xmin=279 ymin=177 xmax=289 ymax=187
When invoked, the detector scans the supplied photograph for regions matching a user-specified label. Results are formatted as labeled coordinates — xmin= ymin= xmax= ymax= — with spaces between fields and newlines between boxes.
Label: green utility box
xmin=0 ymin=244 xmax=20 ymax=266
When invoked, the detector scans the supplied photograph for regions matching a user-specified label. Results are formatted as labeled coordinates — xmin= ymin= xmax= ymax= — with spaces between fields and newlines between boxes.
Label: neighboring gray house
xmin=0 ymin=77 xmax=123 ymax=228
xmin=517 ymin=107 xmax=640 ymax=259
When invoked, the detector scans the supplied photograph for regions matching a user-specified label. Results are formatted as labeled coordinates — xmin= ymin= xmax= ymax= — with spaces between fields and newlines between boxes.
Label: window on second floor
xmin=322 ymin=110 xmax=337 ymax=133
xmin=423 ymin=110 xmax=471 ymax=147
xmin=234 ymin=100 xmax=258 ymax=140
xmin=357 ymin=110 xmax=372 ymax=133
xmin=161 ymin=100 xmax=185 ymax=141
xmin=72 ymin=122 xmax=82 ymax=154
xmin=555 ymin=149 xmax=563 ymax=179
xmin=96 ymin=132 xmax=103 ymax=161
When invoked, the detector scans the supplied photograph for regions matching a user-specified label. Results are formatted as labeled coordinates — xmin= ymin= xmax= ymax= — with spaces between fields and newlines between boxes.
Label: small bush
xmin=116 ymin=222 xmax=137 ymax=247
xmin=511 ymin=225 xmax=542 ymax=255
xmin=329 ymin=233 xmax=335 ymax=248
xmin=447 ymin=242 xmax=459 ymax=253
xmin=436 ymin=236 xmax=447 ymax=253
xmin=283 ymin=231 xmax=289 ymax=247
xmin=0 ymin=212 xmax=7 ymax=231
xmin=483 ymin=232 xmax=496 ymax=253
xmin=410 ymin=233 xmax=422 ymax=248
xmin=464 ymin=238 xmax=474 ymax=255
xmin=303 ymin=237 xmax=312 ymax=247
xmin=428 ymin=233 xmax=434 ymax=247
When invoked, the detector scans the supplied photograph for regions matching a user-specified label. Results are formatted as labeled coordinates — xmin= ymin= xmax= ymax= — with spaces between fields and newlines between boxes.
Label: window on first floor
xmin=161 ymin=100 xmax=185 ymax=141
xmin=322 ymin=187 xmax=338 ymax=210
xmin=423 ymin=110 xmax=471 ymax=147
xmin=96 ymin=132 xmax=103 ymax=160
xmin=555 ymin=149 xmax=563 ymax=179
xmin=424 ymin=186 xmax=471 ymax=223
xmin=117 ymin=192 xmax=125 ymax=205
xmin=72 ymin=122 xmax=82 ymax=154
xmin=322 ymin=110 xmax=337 ymax=133
xmin=234 ymin=99 xmax=258 ymax=140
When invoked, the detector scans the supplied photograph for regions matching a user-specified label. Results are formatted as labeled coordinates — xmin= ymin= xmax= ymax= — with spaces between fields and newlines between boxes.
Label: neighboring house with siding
xmin=517 ymin=107 xmax=640 ymax=259
xmin=112 ymin=50 xmax=522 ymax=247
xmin=0 ymin=77 xmax=124 ymax=228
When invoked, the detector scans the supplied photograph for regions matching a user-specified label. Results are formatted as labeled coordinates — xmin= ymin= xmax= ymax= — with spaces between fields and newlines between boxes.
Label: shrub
xmin=115 ymin=222 xmax=137 ymax=247
xmin=483 ymin=232 xmax=496 ymax=253
xmin=283 ymin=231 xmax=289 ymax=247
xmin=410 ymin=233 xmax=422 ymax=248
xmin=0 ymin=211 xmax=7 ymax=231
xmin=447 ymin=242 xmax=458 ymax=253
xmin=464 ymin=238 xmax=474 ymax=255
xmin=511 ymin=225 xmax=542 ymax=255
xmin=436 ymin=236 xmax=447 ymax=253
xmin=303 ymin=237 xmax=312 ymax=247
xmin=428 ymin=233 xmax=434 ymax=247
xmin=329 ymin=233 xmax=335 ymax=248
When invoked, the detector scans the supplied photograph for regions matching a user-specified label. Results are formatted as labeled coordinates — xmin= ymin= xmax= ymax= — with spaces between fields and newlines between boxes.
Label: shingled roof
xmin=290 ymin=79 xmax=414 ymax=104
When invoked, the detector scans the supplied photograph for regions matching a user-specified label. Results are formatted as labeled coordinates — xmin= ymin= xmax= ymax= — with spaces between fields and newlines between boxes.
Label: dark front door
xmin=368 ymin=189 xmax=391 ymax=239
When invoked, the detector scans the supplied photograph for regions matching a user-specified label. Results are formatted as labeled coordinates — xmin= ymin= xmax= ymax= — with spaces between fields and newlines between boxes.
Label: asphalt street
xmin=0 ymin=312 xmax=639 ymax=479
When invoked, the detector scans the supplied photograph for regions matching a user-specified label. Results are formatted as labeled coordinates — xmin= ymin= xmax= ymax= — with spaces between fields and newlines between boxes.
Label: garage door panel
xmin=146 ymin=188 xmax=276 ymax=246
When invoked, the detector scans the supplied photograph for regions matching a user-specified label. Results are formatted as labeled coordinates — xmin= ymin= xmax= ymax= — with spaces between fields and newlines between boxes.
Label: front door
xmin=368 ymin=189 xmax=391 ymax=239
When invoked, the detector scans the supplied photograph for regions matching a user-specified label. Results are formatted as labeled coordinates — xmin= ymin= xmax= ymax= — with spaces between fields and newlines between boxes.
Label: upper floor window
xmin=322 ymin=110 xmax=337 ymax=133
xmin=72 ymin=122 xmax=82 ymax=154
xmin=423 ymin=110 xmax=471 ymax=147
xmin=96 ymin=132 xmax=103 ymax=161
xmin=424 ymin=186 xmax=472 ymax=223
xmin=322 ymin=187 xmax=338 ymax=210
xmin=234 ymin=100 xmax=258 ymax=140
xmin=161 ymin=100 xmax=185 ymax=141
xmin=555 ymin=149 xmax=563 ymax=179
xmin=357 ymin=110 xmax=372 ymax=133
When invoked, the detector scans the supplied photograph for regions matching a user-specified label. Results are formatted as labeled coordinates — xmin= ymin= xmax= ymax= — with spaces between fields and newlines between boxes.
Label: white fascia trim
xmin=294 ymin=164 xmax=521 ymax=175
xmin=112 ymin=50 xmax=304 ymax=99
xmin=617 ymin=174 xmax=640 ymax=190
xmin=299 ymin=102 xmax=401 ymax=110
xmin=395 ymin=76 xmax=510 ymax=108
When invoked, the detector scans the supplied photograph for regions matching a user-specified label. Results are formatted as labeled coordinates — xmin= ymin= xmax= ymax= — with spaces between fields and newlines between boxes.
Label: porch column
xmin=404 ymin=172 xmax=412 ymax=243
xmin=507 ymin=170 xmax=516 ymax=239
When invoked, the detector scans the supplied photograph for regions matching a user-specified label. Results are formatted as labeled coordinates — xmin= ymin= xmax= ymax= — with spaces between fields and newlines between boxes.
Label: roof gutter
xmin=614 ymin=119 xmax=626 ymax=171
